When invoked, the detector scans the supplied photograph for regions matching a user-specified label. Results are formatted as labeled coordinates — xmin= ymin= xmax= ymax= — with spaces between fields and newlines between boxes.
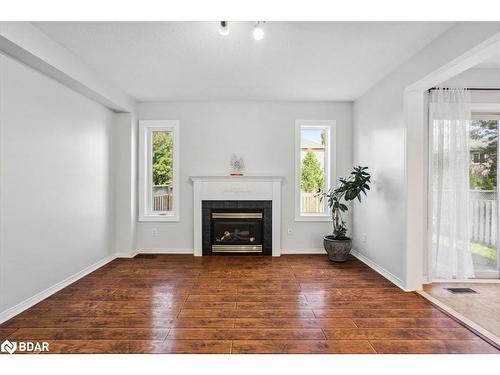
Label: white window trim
xmin=138 ymin=120 xmax=180 ymax=222
xmin=295 ymin=120 xmax=336 ymax=222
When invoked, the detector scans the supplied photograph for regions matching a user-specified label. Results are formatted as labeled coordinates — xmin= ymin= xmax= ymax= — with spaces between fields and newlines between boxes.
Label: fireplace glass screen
xmin=211 ymin=212 xmax=263 ymax=253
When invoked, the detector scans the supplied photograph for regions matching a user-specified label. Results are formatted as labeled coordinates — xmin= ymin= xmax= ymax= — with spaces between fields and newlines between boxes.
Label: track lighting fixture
xmin=217 ymin=21 xmax=266 ymax=40
xmin=219 ymin=21 xmax=229 ymax=36
xmin=252 ymin=22 xmax=265 ymax=41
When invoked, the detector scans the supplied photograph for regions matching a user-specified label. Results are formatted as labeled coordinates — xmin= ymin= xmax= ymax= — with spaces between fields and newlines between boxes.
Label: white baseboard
xmin=136 ymin=248 xmax=327 ymax=255
xmin=124 ymin=248 xmax=325 ymax=256
xmin=136 ymin=248 xmax=194 ymax=254
xmin=115 ymin=250 xmax=139 ymax=258
xmin=281 ymin=248 xmax=325 ymax=254
xmin=428 ymin=278 xmax=500 ymax=284
xmin=350 ymin=249 xmax=407 ymax=291
xmin=0 ymin=255 xmax=116 ymax=324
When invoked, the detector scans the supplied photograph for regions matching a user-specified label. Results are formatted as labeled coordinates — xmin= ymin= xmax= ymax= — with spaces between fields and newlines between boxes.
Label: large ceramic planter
xmin=323 ymin=235 xmax=352 ymax=262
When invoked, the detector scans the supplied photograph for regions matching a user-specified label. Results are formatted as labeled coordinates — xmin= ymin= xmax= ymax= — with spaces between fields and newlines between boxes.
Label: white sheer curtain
xmin=429 ymin=88 xmax=475 ymax=280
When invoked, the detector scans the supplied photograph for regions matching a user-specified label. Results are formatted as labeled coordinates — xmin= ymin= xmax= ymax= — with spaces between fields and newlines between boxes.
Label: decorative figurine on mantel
xmin=230 ymin=154 xmax=245 ymax=176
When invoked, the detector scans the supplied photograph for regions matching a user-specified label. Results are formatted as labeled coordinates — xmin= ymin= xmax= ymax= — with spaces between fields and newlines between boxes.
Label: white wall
xmin=137 ymin=101 xmax=353 ymax=252
xmin=442 ymin=68 xmax=500 ymax=88
xmin=442 ymin=68 xmax=500 ymax=103
xmin=352 ymin=22 xmax=500 ymax=288
xmin=112 ymin=113 xmax=137 ymax=257
xmin=0 ymin=53 xmax=116 ymax=314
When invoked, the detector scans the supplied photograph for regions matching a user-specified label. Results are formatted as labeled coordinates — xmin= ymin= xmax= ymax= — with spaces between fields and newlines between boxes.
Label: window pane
xmin=300 ymin=127 xmax=327 ymax=214
xmin=152 ymin=130 xmax=173 ymax=212
xmin=469 ymin=119 xmax=499 ymax=276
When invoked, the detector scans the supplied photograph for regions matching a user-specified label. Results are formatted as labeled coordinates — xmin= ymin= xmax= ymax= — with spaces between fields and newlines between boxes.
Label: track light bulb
xmin=219 ymin=21 xmax=229 ymax=36
xmin=252 ymin=24 xmax=264 ymax=41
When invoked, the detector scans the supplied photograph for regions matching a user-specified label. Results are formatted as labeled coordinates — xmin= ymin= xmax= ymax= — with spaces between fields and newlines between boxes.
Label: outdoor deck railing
xmin=470 ymin=190 xmax=497 ymax=247
xmin=153 ymin=185 xmax=173 ymax=211
xmin=300 ymin=191 xmax=324 ymax=213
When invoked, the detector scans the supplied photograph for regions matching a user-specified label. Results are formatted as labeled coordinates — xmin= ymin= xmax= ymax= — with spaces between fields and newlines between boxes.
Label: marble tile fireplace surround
xmin=190 ymin=176 xmax=283 ymax=256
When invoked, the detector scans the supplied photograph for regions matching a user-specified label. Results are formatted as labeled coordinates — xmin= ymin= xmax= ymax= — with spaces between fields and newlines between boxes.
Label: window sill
xmin=295 ymin=215 xmax=332 ymax=222
xmin=139 ymin=215 xmax=180 ymax=222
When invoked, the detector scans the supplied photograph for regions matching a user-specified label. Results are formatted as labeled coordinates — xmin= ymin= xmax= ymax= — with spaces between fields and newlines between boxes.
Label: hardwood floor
xmin=0 ymin=254 xmax=498 ymax=354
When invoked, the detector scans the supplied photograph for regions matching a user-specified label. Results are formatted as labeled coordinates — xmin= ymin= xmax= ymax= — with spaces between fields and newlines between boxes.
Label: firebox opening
xmin=202 ymin=201 xmax=272 ymax=255
xmin=211 ymin=212 xmax=263 ymax=253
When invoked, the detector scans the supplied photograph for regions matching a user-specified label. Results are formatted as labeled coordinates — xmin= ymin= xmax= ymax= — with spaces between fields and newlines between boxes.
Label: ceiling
xmin=34 ymin=22 xmax=455 ymax=102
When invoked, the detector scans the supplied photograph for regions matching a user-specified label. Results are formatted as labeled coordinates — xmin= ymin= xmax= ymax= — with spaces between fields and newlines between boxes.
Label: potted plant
xmin=323 ymin=166 xmax=371 ymax=262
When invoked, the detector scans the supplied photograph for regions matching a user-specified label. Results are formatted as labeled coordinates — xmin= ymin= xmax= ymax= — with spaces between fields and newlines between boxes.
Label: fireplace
xmin=202 ymin=200 xmax=272 ymax=255
xmin=191 ymin=176 xmax=282 ymax=256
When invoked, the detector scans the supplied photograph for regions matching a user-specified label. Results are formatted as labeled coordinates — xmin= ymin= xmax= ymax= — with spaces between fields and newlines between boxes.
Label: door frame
xmin=404 ymin=34 xmax=500 ymax=290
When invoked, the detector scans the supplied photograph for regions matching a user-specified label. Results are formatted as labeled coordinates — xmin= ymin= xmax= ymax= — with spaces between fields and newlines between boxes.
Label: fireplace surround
xmin=202 ymin=200 xmax=272 ymax=255
xmin=191 ymin=176 xmax=282 ymax=256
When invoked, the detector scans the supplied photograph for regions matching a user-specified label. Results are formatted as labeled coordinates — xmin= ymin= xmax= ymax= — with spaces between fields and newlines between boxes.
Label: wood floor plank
xmin=3 ymin=317 xmax=176 ymax=329
xmin=173 ymin=318 xmax=235 ymax=328
xmin=178 ymin=309 xmax=316 ymax=318
xmin=32 ymin=301 xmax=101 ymax=310
xmin=305 ymin=294 xmax=423 ymax=302
xmin=236 ymin=302 xmax=310 ymax=310
xmin=186 ymin=294 xmax=307 ymax=303
xmin=232 ymin=340 xmax=376 ymax=354
xmin=352 ymin=318 xmax=463 ymax=329
xmin=323 ymin=328 xmax=478 ymax=340
xmin=40 ymin=308 xmax=181 ymax=319
xmin=45 ymin=339 xmax=233 ymax=354
xmin=234 ymin=318 xmax=355 ymax=329
xmin=96 ymin=301 xmax=184 ymax=310
xmin=183 ymin=302 xmax=237 ymax=309
xmin=313 ymin=308 xmax=446 ymax=318
xmin=43 ymin=340 xmax=130 ymax=354
xmin=8 ymin=328 xmax=170 ymax=341
xmin=1 ymin=254 xmax=495 ymax=354
xmin=167 ymin=328 xmax=326 ymax=340
xmin=370 ymin=340 xmax=499 ymax=354
xmin=128 ymin=340 xmax=233 ymax=354
xmin=237 ymin=301 xmax=430 ymax=310
xmin=0 ymin=328 xmax=17 ymax=340
xmin=185 ymin=295 xmax=238 ymax=302
xmin=300 ymin=282 xmax=395 ymax=290
xmin=237 ymin=288 xmax=303 ymax=295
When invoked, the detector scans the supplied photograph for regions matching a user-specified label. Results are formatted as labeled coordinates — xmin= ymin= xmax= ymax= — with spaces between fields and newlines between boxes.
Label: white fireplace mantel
xmin=190 ymin=176 xmax=283 ymax=256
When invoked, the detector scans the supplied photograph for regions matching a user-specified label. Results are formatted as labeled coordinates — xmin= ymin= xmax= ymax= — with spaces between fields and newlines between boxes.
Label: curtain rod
xmin=427 ymin=87 xmax=500 ymax=92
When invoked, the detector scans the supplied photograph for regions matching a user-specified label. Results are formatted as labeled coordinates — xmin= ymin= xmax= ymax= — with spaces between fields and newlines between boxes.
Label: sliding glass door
xmin=469 ymin=115 xmax=500 ymax=278
xmin=428 ymin=88 xmax=500 ymax=281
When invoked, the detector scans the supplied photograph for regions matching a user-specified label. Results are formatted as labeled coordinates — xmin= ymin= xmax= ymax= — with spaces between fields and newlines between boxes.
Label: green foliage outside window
xmin=470 ymin=120 xmax=498 ymax=190
xmin=152 ymin=131 xmax=173 ymax=186
xmin=470 ymin=170 xmax=495 ymax=191
xmin=301 ymin=151 xmax=324 ymax=192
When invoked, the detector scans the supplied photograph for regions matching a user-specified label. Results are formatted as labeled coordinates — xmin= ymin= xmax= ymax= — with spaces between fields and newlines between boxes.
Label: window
xmin=295 ymin=120 xmax=335 ymax=221
xmin=139 ymin=120 xmax=180 ymax=221
xmin=472 ymin=152 xmax=481 ymax=163
xmin=468 ymin=114 xmax=500 ymax=277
